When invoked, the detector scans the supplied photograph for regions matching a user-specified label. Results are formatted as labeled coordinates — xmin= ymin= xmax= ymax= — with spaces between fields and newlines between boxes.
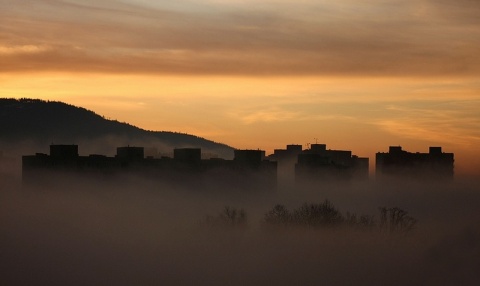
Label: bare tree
xmin=379 ymin=207 xmax=417 ymax=234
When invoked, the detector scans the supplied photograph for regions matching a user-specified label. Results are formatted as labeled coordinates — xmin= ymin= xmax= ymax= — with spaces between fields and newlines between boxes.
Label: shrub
xmin=264 ymin=204 xmax=291 ymax=225
xmin=263 ymin=200 xmax=416 ymax=234
xmin=292 ymin=200 xmax=344 ymax=227
xmin=204 ymin=206 xmax=247 ymax=228
xmin=263 ymin=200 xmax=344 ymax=228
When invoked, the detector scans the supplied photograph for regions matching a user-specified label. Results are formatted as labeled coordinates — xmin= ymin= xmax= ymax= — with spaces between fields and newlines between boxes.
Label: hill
xmin=0 ymin=98 xmax=234 ymax=158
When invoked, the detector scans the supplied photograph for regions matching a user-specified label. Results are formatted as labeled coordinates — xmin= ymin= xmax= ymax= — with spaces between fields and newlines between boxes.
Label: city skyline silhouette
xmin=21 ymin=143 xmax=454 ymax=190
xmin=2 ymin=98 xmax=476 ymax=178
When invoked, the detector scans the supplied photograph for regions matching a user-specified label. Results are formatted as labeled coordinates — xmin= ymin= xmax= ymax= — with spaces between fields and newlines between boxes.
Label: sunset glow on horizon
xmin=1 ymin=0 xmax=480 ymax=176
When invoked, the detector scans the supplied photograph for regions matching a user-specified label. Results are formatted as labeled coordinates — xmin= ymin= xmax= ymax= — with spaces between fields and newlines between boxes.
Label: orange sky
xmin=1 ymin=0 xmax=480 ymax=176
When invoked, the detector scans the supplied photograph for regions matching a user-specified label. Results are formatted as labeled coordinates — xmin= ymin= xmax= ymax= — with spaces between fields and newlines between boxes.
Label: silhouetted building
xmin=234 ymin=150 xmax=264 ymax=166
xmin=22 ymin=145 xmax=277 ymax=191
xmin=22 ymin=145 xmax=121 ymax=185
xmin=269 ymin=145 xmax=303 ymax=161
xmin=376 ymin=146 xmax=454 ymax=180
xmin=116 ymin=146 xmax=144 ymax=161
xmin=174 ymin=148 xmax=202 ymax=164
xmin=50 ymin=145 xmax=78 ymax=159
xmin=270 ymin=144 xmax=303 ymax=160
xmin=267 ymin=144 xmax=304 ymax=186
xmin=232 ymin=149 xmax=277 ymax=189
xmin=295 ymin=144 xmax=369 ymax=183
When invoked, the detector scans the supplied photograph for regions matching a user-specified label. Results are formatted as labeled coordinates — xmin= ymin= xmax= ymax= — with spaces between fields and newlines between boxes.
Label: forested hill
xmin=0 ymin=98 xmax=234 ymax=158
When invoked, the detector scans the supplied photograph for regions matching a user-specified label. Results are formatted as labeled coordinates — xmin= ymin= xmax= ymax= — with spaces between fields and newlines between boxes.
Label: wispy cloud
xmin=231 ymin=107 xmax=300 ymax=124
xmin=0 ymin=45 xmax=51 ymax=55
xmin=1 ymin=0 xmax=479 ymax=76
xmin=230 ymin=104 xmax=357 ymax=124
xmin=374 ymin=100 xmax=480 ymax=146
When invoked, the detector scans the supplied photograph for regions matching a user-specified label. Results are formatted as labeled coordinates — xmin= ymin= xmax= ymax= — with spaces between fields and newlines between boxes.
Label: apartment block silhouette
xmin=376 ymin=146 xmax=454 ymax=180
xmin=22 ymin=145 xmax=276 ymax=191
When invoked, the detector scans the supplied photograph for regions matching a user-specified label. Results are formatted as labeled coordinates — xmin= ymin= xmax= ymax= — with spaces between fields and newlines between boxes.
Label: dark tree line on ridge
xmin=0 ymin=98 xmax=233 ymax=157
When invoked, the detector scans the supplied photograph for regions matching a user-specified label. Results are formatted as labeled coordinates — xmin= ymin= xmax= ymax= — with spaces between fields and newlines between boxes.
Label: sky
xmin=1 ymin=0 xmax=480 ymax=175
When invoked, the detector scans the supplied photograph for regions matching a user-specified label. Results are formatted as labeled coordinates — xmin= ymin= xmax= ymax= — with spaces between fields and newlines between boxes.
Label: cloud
xmin=230 ymin=102 xmax=358 ymax=125
xmin=230 ymin=107 xmax=300 ymax=124
xmin=0 ymin=45 xmax=50 ymax=55
xmin=1 ymin=0 xmax=480 ymax=76
xmin=374 ymin=101 xmax=480 ymax=146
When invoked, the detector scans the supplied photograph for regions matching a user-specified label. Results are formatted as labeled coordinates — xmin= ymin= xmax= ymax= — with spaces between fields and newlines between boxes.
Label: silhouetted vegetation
xmin=292 ymin=200 xmax=344 ymax=227
xmin=203 ymin=206 xmax=247 ymax=228
xmin=264 ymin=204 xmax=291 ymax=226
xmin=345 ymin=212 xmax=376 ymax=229
xmin=379 ymin=207 xmax=417 ymax=234
xmin=264 ymin=200 xmax=345 ymax=228
xmin=263 ymin=200 xmax=416 ymax=233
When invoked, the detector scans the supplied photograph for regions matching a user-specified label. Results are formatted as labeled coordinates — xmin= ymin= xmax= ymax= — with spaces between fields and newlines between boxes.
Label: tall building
xmin=267 ymin=144 xmax=304 ymax=186
xmin=294 ymin=144 xmax=369 ymax=183
xmin=376 ymin=146 xmax=454 ymax=180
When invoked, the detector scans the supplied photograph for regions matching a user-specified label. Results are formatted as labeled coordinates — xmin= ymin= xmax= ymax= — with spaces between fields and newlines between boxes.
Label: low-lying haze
xmin=1 ymin=171 xmax=479 ymax=286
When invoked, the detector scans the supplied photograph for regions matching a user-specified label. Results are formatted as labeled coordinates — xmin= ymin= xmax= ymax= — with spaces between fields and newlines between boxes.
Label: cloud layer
xmin=1 ymin=0 xmax=480 ymax=76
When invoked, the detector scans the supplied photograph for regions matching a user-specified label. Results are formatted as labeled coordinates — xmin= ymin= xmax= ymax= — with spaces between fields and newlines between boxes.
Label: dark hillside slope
xmin=0 ymin=98 xmax=233 ymax=158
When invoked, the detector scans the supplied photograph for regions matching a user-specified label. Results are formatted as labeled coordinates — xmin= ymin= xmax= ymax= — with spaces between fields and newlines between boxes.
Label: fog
xmin=1 ymin=166 xmax=479 ymax=286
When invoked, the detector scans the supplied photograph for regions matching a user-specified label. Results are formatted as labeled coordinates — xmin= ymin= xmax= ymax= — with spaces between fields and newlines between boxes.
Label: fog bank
xmin=1 ymin=175 xmax=479 ymax=286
